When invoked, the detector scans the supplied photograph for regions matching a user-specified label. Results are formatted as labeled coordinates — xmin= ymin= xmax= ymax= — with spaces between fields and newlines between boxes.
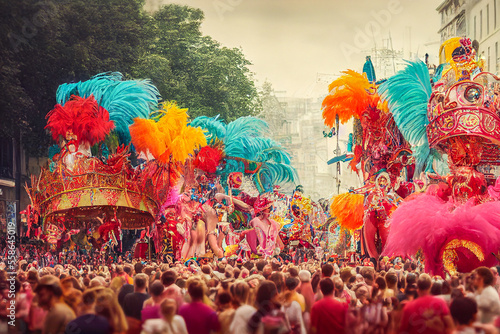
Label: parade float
xmin=25 ymin=73 xmax=206 ymax=256
xmin=382 ymin=37 xmax=500 ymax=276
xmin=323 ymin=37 xmax=500 ymax=275
xmin=322 ymin=59 xmax=417 ymax=261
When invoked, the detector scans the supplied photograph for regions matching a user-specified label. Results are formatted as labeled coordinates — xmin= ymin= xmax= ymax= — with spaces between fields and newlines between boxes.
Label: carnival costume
xmin=322 ymin=65 xmax=413 ymax=259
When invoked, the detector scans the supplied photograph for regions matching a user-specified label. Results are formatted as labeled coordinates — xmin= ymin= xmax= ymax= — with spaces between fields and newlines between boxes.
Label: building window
xmin=496 ymin=42 xmax=498 ymax=72
xmin=487 ymin=4 xmax=490 ymax=35
xmin=480 ymin=10 xmax=483 ymax=39
xmin=474 ymin=16 xmax=477 ymax=40
xmin=495 ymin=0 xmax=497 ymax=29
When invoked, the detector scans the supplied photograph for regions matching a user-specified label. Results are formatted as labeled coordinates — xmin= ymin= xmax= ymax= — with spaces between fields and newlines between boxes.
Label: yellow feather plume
xmin=330 ymin=192 xmax=365 ymax=231
xmin=130 ymin=101 xmax=207 ymax=164
xmin=170 ymin=126 xmax=207 ymax=163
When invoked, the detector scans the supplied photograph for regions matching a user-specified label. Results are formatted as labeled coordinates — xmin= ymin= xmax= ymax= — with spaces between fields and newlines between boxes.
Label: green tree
xmin=133 ymin=4 xmax=261 ymax=122
xmin=1 ymin=0 xmax=148 ymax=156
xmin=1 ymin=1 xmax=261 ymax=156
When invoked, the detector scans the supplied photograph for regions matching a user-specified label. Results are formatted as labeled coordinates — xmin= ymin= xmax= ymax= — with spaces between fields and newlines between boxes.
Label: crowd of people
xmin=2 ymin=253 xmax=500 ymax=334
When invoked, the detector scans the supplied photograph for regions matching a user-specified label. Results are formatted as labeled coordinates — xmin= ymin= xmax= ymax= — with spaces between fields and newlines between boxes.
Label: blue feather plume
xmin=224 ymin=117 xmax=269 ymax=157
xmin=190 ymin=116 xmax=227 ymax=143
xmin=379 ymin=60 xmax=448 ymax=175
xmin=56 ymin=72 xmax=160 ymax=144
xmin=193 ymin=115 xmax=298 ymax=192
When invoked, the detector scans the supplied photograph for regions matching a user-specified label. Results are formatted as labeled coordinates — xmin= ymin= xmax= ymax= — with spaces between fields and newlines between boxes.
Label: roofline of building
xmin=436 ymin=0 xmax=451 ymax=13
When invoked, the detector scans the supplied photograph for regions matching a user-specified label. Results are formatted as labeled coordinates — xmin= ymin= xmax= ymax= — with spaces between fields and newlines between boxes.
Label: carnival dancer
xmin=249 ymin=197 xmax=284 ymax=258
xmin=362 ymin=172 xmax=402 ymax=259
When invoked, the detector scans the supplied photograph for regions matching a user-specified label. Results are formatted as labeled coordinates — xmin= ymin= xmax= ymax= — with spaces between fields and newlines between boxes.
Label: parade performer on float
xmin=249 ymin=196 xmax=284 ymax=257
xmin=154 ymin=194 xmax=184 ymax=260
xmin=129 ymin=101 xmax=208 ymax=260
xmin=190 ymin=116 xmax=297 ymax=258
xmin=363 ymin=171 xmax=402 ymax=258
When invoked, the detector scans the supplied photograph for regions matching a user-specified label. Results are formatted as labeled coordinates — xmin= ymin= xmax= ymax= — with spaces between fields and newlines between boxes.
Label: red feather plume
xmin=45 ymin=95 xmax=114 ymax=146
xmin=193 ymin=146 xmax=223 ymax=174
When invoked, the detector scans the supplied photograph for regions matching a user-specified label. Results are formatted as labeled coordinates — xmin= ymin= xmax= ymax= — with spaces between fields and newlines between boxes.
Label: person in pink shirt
xmin=161 ymin=270 xmax=184 ymax=310
xmin=178 ymin=280 xmax=220 ymax=334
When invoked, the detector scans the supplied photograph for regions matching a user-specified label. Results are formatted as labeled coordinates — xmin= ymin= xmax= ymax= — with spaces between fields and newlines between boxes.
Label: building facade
xmin=437 ymin=0 xmax=468 ymax=42
xmin=437 ymin=0 xmax=500 ymax=73
xmin=259 ymin=76 xmax=361 ymax=201
xmin=0 ymin=136 xmax=30 ymax=236
xmin=467 ymin=0 xmax=500 ymax=73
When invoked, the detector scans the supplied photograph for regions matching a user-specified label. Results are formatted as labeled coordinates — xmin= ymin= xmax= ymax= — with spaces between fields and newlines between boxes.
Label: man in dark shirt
xmin=65 ymin=289 xmax=110 ymax=334
xmin=118 ymin=283 xmax=134 ymax=309
xmin=122 ymin=273 xmax=150 ymax=320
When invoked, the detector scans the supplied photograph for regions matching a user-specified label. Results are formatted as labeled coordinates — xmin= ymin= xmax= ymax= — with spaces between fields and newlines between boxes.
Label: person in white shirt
xmin=491 ymin=266 xmax=500 ymax=295
xmin=142 ymin=298 xmax=188 ymax=334
xmin=229 ymin=281 xmax=255 ymax=334
xmin=473 ymin=267 xmax=500 ymax=324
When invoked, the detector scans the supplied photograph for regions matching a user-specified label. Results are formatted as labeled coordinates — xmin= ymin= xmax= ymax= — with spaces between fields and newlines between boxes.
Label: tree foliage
xmin=133 ymin=4 xmax=261 ymax=122
xmin=0 ymin=0 xmax=260 ymax=156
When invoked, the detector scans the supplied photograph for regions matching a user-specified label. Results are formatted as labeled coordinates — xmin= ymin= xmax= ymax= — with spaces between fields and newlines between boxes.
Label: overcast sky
xmin=154 ymin=0 xmax=443 ymax=95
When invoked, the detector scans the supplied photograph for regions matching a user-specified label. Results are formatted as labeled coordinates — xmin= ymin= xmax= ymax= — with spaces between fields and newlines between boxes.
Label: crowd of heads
xmin=2 ymin=252 xmax=500 ymax=334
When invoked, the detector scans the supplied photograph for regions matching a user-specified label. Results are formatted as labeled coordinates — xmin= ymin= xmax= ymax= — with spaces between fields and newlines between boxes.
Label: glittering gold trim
xmin=442 ymin=239 xmax=484 ymax=275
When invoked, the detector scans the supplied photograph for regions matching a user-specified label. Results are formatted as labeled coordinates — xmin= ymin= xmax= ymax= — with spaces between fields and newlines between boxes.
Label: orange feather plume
xmin=322 ymin=70 xmax=379 ymax=127
xmin=330 ymin=192 xmax=365 ymax=231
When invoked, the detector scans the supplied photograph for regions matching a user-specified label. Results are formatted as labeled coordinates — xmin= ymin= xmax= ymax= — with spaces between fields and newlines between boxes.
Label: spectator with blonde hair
xmin=229 ymin=281 xmax=255 ymax=334
xmin=95 ymin=288 xmax=128 ymax=334
xmin=109 ymin=276 xmax=126 ymax=294
xmin=141 ymin=298 xmax=188 ymax=334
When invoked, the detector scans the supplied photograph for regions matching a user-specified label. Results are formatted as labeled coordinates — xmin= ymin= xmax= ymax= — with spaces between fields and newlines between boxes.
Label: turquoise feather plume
xmin=224 ymin=117 xmax=269 ymax=157
xmin=379 ymin=60 xmax=449 ymax=175
xmin=192 ymin=115 xmax=298 ymax=192
xmin=56 ymin=72 xmax=160 ymax=144
xmin=378 ymin=60 xmax=431 ymax=147
xmin=189 ymin=116 xmax=227 ymax=143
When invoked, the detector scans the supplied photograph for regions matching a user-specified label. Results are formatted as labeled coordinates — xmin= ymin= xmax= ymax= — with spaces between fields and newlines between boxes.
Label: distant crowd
xmin=2 ymin=247 xmax=500 ymax=334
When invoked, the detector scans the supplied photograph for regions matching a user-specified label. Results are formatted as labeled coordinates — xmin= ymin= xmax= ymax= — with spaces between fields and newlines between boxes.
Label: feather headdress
xmin=56 ymin=72 xmax=160 ymax=144
xmin=193 ymin=146 xmax=224 ymax=174
xmin=45 ymin=95 xmax=114 ymax=146
xmin=192 ymin=115 xmax=298 ymax=192
xmin=378 ymin=60 xmax=448 ymax=175
xmin=329 ymin=192 xmax=364 ymax=231
xmin=383 ymin=194 xmax=500 ymax=276
xmin=322 ymin=70 xmax=379 ymax=126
